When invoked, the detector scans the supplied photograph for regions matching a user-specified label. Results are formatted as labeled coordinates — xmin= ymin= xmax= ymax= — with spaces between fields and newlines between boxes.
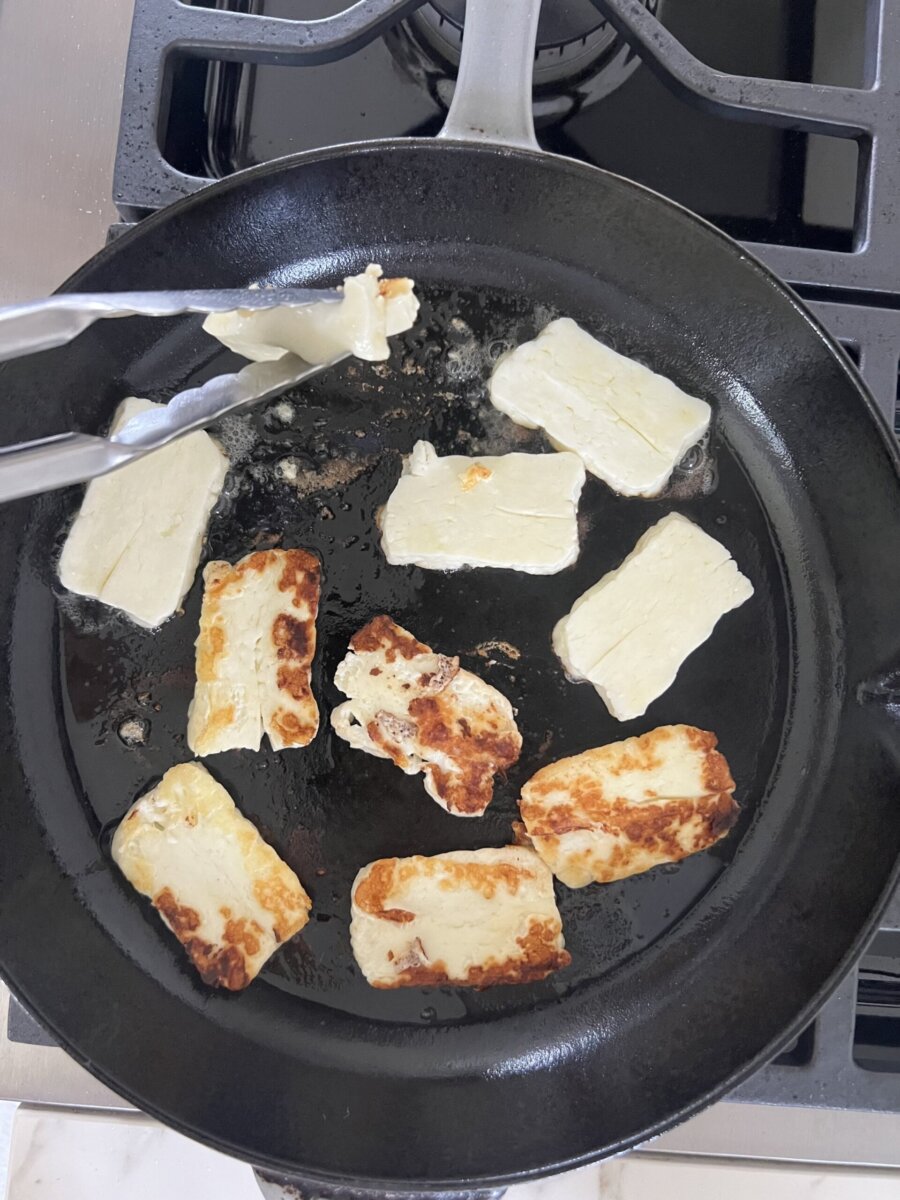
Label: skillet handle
xmin=438 ymin=0 xmax=543 ymax=150
xmin=254 ymin=1170 xmax=505 ymax=1199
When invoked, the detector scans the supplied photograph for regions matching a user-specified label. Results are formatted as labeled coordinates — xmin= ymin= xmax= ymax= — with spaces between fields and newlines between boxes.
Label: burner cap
xmin=412 ymin=0 xmax=621 ymax=86
xmin=429 ymin=0 xmax=611 ymax=52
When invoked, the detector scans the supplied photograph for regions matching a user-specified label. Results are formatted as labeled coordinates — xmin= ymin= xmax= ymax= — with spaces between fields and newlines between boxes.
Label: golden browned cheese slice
xmin=111 ymin=762 xmax=311 ymax=989
xmin=187 ymin=548 xmax=320 ymax=755
xmin=519 ymin=725 xmax=739 ymax=887
xmin=350 ymin=847 xmax=570 ymax=988
xmin=330 ymin=615 xmax=522 ymax=816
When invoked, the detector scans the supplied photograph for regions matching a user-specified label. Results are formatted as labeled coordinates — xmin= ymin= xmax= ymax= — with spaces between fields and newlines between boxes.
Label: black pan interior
xmin=1 ymin=142 xmax=899 ymax=1189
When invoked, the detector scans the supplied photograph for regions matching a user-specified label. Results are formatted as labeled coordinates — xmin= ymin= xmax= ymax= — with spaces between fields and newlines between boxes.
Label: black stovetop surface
xmin=162 ymin=0 xmax=861 ymax=255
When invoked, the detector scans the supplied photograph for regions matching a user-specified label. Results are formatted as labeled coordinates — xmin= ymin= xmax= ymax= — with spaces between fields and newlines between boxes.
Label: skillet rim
xmin=1 ymin=136 xmax=899 ymax=1189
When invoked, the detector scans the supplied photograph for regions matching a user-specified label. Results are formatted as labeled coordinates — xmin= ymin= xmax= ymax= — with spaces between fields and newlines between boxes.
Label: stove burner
xmin=402 ymin=0 xmax=649 ymax=105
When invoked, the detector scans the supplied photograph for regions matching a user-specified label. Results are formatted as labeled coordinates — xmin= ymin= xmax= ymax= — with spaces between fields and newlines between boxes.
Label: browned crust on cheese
xmin=355 ymin=856 xmax=533 ymax=918
xmin=224 ymin=917 xmax=263 ymax=957
xmin=409 ymin=694 xmax=520 ymax=815
xmin=523 ymin=792 xmax=738 ymax=860
xmin=194 ymin=564 xmax=238 ymax=742
xmin=273 ymin=613 xmax=310 ymax=659
xmin=277 ymin=548 xmax=320 ymax=600
xmin=353 ymin=860 xmax=400 ymax=917
xmin=196 ymin=623 xmax=226 ymax=681
xmin=200 ymin=705 xmax=236 ymax=744
xmin=194 ymin=549 xmax=321 ymax=751
xmin=418 ymin=655 xmax=459 ymax=693
xmin=350 ymin=614 xmax=429 ymax=661
xmin=151 ymin=868 xmax=309 ymax=990
xmin=154 ymin=887 xmax=251 ymax=990
xmin=519 ymin=726 xmax=739 ymax=884
xmin=202 ymin=551 xmax=270 ymax=601
xmin=432 ymin=858 xmax=526 ymax=898
xmin=253 ymin=875 xmax=311 ymax=943
xmin=154 ymin=888 xmax=201 ymax=938
xmin=372 ymin=916 xmax=570 ymax=990
xmin=459 ymin=463 xmax=492 ymax=491
xmin=685 ymin=725 xmax=736 ymax=795
xmin=268 ymin=550 xmax=320 ymax=747
xmin=269 ymin=709 xmax=317 ymax=746
xmin=356 ymin=856 xmax=569 ymax=989
xmin=346 ymin=616 xmax=521 ymax=814
xmin=378 ymin=276 xmax=411 ymax=300
xmin=510 ymin=820 xmax=534 ymax=849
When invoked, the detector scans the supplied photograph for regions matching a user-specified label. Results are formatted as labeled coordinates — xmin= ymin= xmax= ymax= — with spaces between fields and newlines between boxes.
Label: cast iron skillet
xmin=1 ymin=0 xmax=899 ymax=1195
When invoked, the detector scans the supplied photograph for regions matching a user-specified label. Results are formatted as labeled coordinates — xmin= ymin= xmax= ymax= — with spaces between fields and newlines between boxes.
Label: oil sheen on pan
xmin=46 ymin=282 xmax=787 ymax=1026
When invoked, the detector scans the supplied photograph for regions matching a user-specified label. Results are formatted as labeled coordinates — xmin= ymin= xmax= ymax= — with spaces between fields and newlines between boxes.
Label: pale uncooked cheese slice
xmin=379 ymin=441 xmax=585 ymax=573
xmin=58 ymin=397 xmax=228 ymax=627
xmin=519 ymin=725 xmax=739 ymax=887
xmin=112 ymin=762 xmax=311 ymax=989
xmin=203 ymin=265 xmax=419 ymax=364
xmin=187 ymin=548 xmax=320 ymax=755
xmin=331 ymin=616 xmax=521 ymax=816
xmin=553 ymin=512 xmax=753 ymax=721
xmin=489 ymin=317 xmax=711 ymax=497
xmin=350 ymin=847 xmax=570 ymax=988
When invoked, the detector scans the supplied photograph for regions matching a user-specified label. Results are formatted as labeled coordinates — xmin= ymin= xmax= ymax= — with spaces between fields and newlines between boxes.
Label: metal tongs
xmin=0 ymin=287 xmax=346 ymax=503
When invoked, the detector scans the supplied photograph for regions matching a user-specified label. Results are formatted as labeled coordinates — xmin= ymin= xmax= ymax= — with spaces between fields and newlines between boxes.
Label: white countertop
xmin=0 ymin=0 xmax=133 ymax=303
xmin=7 ymin=1107 xmax=900 ymax=1200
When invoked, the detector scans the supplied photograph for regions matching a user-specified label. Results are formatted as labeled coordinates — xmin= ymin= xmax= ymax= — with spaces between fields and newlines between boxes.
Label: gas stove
xmin=3 ymin=0 xmax=900 ymax=1143
xmin=112 ymin=0 xmax=900 ymax=432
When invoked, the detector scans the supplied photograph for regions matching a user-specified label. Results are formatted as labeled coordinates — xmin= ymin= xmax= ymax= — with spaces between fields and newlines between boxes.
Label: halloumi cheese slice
xmin=489 ymin=317 xmax=711 ymax=497
xmin=58 ymin=397 xmax=228 ymax=627
xmin=553 ymin=512 xmax=753 ymax=721
xmin=379 ymin=441 xmax=585 ymax=573
xmin=331 ymin=616 xmax=521 ymax=816
xmin=350 ymin=847 xmax=570 ymax=988
xmin=112 ymin=762 xmax=311 ymax=989
xmin=203 ymin=265 xmax=419 ymax=364
xmin=519 ymin=725 xmax=739 ymax=887
xmin=187 ymin=548 xmax=320 ymax=755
